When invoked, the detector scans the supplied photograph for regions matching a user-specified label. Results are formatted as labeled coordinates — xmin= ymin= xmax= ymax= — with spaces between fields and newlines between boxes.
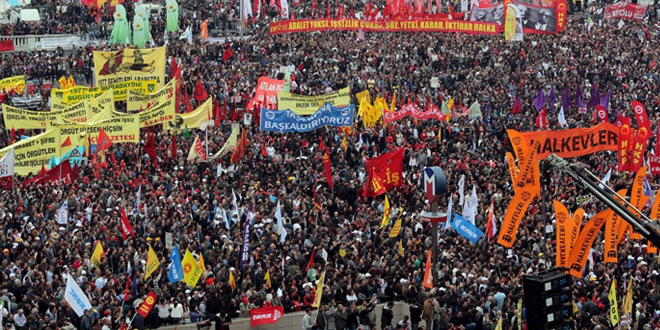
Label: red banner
xmin=650 ymin=154 xmax=660 ymax=174
xmin=618 ymin=117 xmax=632 ymax=172
xmin=270 ymin=18 xmax=500 ymax=35
xmin=604 ymin=1 xmax=647 ymax=21
xmin=512 ymin=0 xmax=568 ymax=34
xmin=246 ymin=77 xmax=284 ymax=111
xmin=137 ymin=291 xmax=158 ymax=318
xmin=363 ymin=148 xmax=404 ymax=197
xmin=632 ymin=101 xmax=651 ymax=132
xmin=630 ymin=128 xmax=650 ymax=172
xmin=0 ymin=176 xmax=12 ymax=190
xmin=383 ymin=102 xmax=446 ymax=122
xmin=21 ymin=161 xmax=79 ymax=187
xmin=250 ymin=306 xmax=284 ymax=327
xmin=0 ymin=40 xmax=14 ymax=52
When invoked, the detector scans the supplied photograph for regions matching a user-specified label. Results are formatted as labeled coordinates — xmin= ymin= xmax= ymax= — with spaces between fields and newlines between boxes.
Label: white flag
xmin=231 ymin=189 xmax=240 ymax=223
xmin=223 ymin=209 xmax=230 ymax=231
xmin=64 ymin=273 xmax=92 ymax=317
xmin=0 ymin=148 xmax=14 ymax=178
xmin=470 ymin=185 xmax=479 ymax=225
xmin=599 ymin=168 xmax=612 ymax=190
xmin=243 ymin=0 xmax=253 ymax=19
xmin=132 ymin=186 xmax=141 ymax=217
xmin=277 ymin=224 xmax=287 ymax=244
xmin=57 ymin=201 xmax=68 ymax=225
xmin=274 ymin=200 xmax=282 ymax=232
xmin=457 ymin=175 xmax=465 ymax=206
xmin=280 ymin=0 xmax=289 ymax=19
xmin=445 ymin=197 xmax=453 ymax=230
xmin=558 ymin=106 xmax=567 ymax=128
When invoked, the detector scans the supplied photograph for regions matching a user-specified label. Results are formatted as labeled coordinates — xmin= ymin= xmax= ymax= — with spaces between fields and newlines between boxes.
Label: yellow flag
xmin=228 ymin=270 xmax=236 ymax=291
xmin=356 ymin=90 xmax=371 ymax=105
xmin=398 ymin=240 xmax=404 ymax=256
xmin=264 ymin=269 xmax=271 ymax=288
xmin=609 ymin=280 xmax=619 ymax=326
xmin=437 ymin=126 xmax=441 ymax=142
xmin=494 ymin=317 xmax=502 ymax=330
xmin=342 ymin=136 xmax=347 ymax=152
xmin=380 ymin=195 xmax=391 ymax=228
xmin=198 ymin=253 xmax=205 ymax=271
xmin=389 ymin=217 xmax=402 ymax=238
xmin=312 ymin=271 xmax=326 ymax=308
xmin=390 ymin=91 xmax=397 ymax=112
xmin=67 ymin=76 xmax=75 ymax=88
xmin=90 ymin=241 xmax=104 ymax=269
xmin=58 ymin=76 xmax=68 ymax=89
xmin=623 ymin=278 xmax=633 ymax=314
xmin=145 ymin=244 xmax=160 ymax=280
xmin=182 ymin=249 xmax=203 ymax=287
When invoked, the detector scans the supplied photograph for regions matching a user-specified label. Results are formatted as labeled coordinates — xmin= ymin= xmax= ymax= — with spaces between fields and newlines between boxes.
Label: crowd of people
xmin=0 ymin=1 xmax=660 ymax=330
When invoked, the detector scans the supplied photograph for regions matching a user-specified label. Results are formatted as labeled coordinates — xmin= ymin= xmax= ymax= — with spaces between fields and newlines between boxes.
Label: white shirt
xmin=94 ymin=277 xmax=107 ymax=289
xmin=14 ymin=313 xmax=26 ymax=327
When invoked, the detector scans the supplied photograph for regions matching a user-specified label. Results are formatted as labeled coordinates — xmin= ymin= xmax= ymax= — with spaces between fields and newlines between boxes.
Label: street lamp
xmin=420 ymin=166 xmax=447 ymax=287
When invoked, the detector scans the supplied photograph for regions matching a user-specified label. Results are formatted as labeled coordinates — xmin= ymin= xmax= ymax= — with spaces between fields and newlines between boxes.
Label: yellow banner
xmin=0 ymin=75 xmax=25 ymax=94
xmin=0 ymin=129 xmax=60 ymax=176
xmin=115 ymin=97 xmax=176 ymax=128
xmin=277 ymin=87 xmax=350 ymax=115
xmin=165 ymin=98 xmax=212 ymax=131
xmin=609 ymin=280 xmax=619 ymax=326
xmin=87 ymin=90 xmax=115 ymax=123
xmin=93 ymin=47 xmax=166 ymax=89
xmin=127 ymin=78 xmax=176 ymax=112
xmin=57 ymin=116 xmax=140 ymax=145
xmin=4 ymin=101 xmax=89 ymax=130
xmin=51 ymin=80 xmax=158 ymax=105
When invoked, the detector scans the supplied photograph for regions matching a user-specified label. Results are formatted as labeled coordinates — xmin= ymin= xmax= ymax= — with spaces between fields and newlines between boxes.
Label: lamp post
xmin=420 ymin=167 xmax=447 ymax=287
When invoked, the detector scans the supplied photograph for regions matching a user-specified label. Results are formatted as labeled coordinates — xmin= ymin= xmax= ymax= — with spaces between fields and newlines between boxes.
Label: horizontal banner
xmin=3 ymin=102 xmax=89 ymax=129
xmin=604 ymin=1 xmax=646 ymax=20
xmin=0 ymin=129 xmax=60 ymax=176
xmin=277 ymin=87 xmax=351 ymax=115
xmin=93 ymin=47 xmax=166 ymax=88
xmin=127 ymin=78 xmax=176 ymax=112
xmin=452 ymin=214 xmax=484 ymax=244
xmin=57 ymin=116 xmax=140 ymax=145
xmin=250 ymin=306 xmax=284 ymax=327
xmin=115 ymin=97 xmax=176 ymax=128
xmin=260 ymin=103 xmax=355 ymax=133
xmin=0 ymin=75 xmax=25 ymax=94
xmin=383 ymin=102 xmax=445 ymax=122
xmin=21 ymin=159 xmax=79 ymax=187
xmin=51 ymin=80 xmax=158 ymax=105
xmin=270 ymin=19 xmax=500 ymax=35
xmin=519 ymin=122 xmax=619 ymax=160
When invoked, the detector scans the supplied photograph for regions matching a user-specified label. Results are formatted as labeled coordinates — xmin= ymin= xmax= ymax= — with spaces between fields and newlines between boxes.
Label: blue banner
xmin=260 ymin=103 xmax=355 ymax=133
xmin=451 ymin=214 xmax=484 ymax=245
xmin=168 ymin=245 xmax=184 ymax=283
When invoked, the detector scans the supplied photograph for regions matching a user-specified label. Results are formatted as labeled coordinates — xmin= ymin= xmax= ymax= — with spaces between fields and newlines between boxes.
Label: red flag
xmin=184 ymin=87 xmax=193 ymax=113
xmin=171 ymin=134 xmax=177 ymax=160
xmin=632 ymin=100 xmax=651 ymax=132
xmin=350 ymin=4 xmax=354 ymax=17
xmin=213 ymin=97 xmax=221 ymax=124
xmin=193 ymin=80 xmax=208 ymax=103
xmin=323 ymin=148 xmax=333 ymax=188
xmin=312 ymin=0 xmax=317 ymax=10
xmin=223 ymin=44 xmax=234 ymax=62
xmin=655 ymin=122 xmax=660 ymax=156
xmin=97 ymin=128 xmax=112 ymax=151
xmin=144 ymin=134 xmax=158 ymax=168
xmin=319 ymin=138 xmax=325 ymax=152
xmin=511 ymin=96 xmax=521 ymax=114
xmin=305 ymin=247 xmax=316 ymax=271
xmin=230 ymin=130 xmax=248 ymax=164
xmin=326 ymin=3 xmax=330 ymax=18
xmin=337 ymin=5 xmax=344 ymax=19
xmin=595 ymin=104 xmax=608 ymax=122
xmin=362 ymin=166 xmax=388 ymax=197
xmin=536 ymin=107 xmax=547 ymax=129
xmin=487 ymin=201 xmax=497 ymax=241
xmin=119 ymin=207 xmax=135 ymax=240
xmin=137 ymin=291 xmax=158 ymax=318
xmin=123 ymin=268 xmax=132 ymax=302
xmin=362 ymin=148 xmax=404 ymax=197
xmin=9 ymin=127 xmax=15 ymax=145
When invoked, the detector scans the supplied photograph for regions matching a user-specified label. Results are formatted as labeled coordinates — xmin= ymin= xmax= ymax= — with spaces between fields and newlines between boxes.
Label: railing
xmin=0 ymin=34 xmax=100 ymax=52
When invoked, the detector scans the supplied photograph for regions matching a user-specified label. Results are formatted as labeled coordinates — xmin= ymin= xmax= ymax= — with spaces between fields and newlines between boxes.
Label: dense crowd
xmin=1 ymin=1 xmax=660 ymax=330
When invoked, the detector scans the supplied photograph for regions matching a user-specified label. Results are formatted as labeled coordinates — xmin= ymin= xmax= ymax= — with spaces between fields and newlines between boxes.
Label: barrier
xmin=0 ymin=34 xmax=100 ymax=51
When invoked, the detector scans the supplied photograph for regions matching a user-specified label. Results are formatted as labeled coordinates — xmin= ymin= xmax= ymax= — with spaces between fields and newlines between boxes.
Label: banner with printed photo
xmin=260 ymin=103 xmax=355 ymax=133
xmin=127 ymin=78 xmax=176 ymax=112
xmin=0 ymin=75 xmax=25 ymax=94
xmin=470 ymin=3 xmax=505 ymax=25
xmin=514 ymin=0 xmax=567 ymax=33
xmin=504 ymin=3 xmax=524 ymax=41
xmin=93 ymin=47 xmax=166 ymax=89
xmin=165 ymin=98 xmax=212 ymax=131
xmin=51 ymin=80 xmax=158 ymax=106
xmin=277 ymin=87 xmax=351 ymax=115
xmin=0 ymin=129 xmax=60 ymax=176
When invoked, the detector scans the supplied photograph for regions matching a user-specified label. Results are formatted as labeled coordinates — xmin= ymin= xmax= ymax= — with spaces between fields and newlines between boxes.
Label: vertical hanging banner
xmin=618 ymin=117 xmax=632 ymax=172
xmin=605 ymin=189 xmax=627 ymax=263
xmin=93 ymin=47 xmax=167 ymax=89
xmin=137 ymin=291 xmax=158 ymax=317
xmin=554 ymin=200 xmax=571 ymax=269
xmin=497 ymin=184 xmax=537 ymax=248
xmin=630 ymin=128 xmax=649 ymax=172
xmin=514 ymin=0 xmax=567 ymax=33
xmin=568 ymin=210 xmax=612 ymax=278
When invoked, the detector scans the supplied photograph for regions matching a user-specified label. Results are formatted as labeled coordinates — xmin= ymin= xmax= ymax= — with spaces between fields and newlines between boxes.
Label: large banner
xmin=383 ymin=102 xmax=446 ymax=122
xmin=518 ymin=122 xmax=619 ymax=160
xmin=115 ymin=97 xmax=176 ymax=128
xmin=504 ymin=4 xmax=524 ymax=41
xmin=513 ymin=0 xmax=567 ymax=33
xmin=166 ymin=98 xmax=212 ymax=131
xmin=604 ymin=1 xmax=647 ymax=21
xmin=58 ymin=116 xmax=140 ymax=145
xmin=93 ymin=47 xmax=166 ymax=89
xmin=277 ymin=87 xmax=351 ymax=115
xmin=51 ymin=80 xmax=158 ymax=105
xmin=270 ymin=19 xmax=500 ymax=35
xmin=363 ymin=148 xmax=405 ymax=196
xmin=3 ymin=102 xmax=89 ymax=129
xmin=246 ymin=77 xmax=284 ymax=111
xmin=0 ymin=129 xmax=60 ymax=176
xmin=127 ymin=78 xmax=176 ymax=112
xmin=0 ymin=75 xmax=25 ymax=94
xmin=260 ymin=103 xmax=355 ymax=133
xmin=470 ymin=3 xmax=505 ymax=25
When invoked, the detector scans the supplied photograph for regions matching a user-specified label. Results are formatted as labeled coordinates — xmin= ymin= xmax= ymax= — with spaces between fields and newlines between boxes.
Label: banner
xmin=3 ymin=101 xmax=89 ymax=130
xmin=240 ymin=216 xmax=251 ymax=266
xmin=630 ymin=129 xmax=649 ymax=172
xmin=504 ymin=4 xmax=524 ymax=41
xmin=270 ymin=18 xmax=500 ymax=35
xmin=182 ymin=249 xmax=203 ymax=287
xmin=383 ymin=102 xmax=446 ymax=122
xmin=452 ymin=214 xmax=484 ymax=244
xmin=127 ymin=78 xmax=176 ymax=112
xmin=605 ymin=189 xmax=627 ymax=263
xmin=93 ymin=47 xmax=166 ymax=89
xmin=363 ymin=148 xmax=404 ymax=197
xmin=497 ymin=185 xmax=537 ymax=248
xmin=166 ymin=98 xmax=212 ymax=131
xmin=609 ymin=280 xmax=619 ymax=326
xmin=514 ymin=0 xmax=567 ymax=33
xmin=0 ymin=75 xmax=25 ymax=93
xmin=0 ymin=40 xmax=14 ymax=52
xmin=0 ymin=129 xmax=59 ymax=176
xmin=518 ymin=122 xmax=619 ymax=160
xmin=64 ymin=273 xmax=93 ymax=317
xmin=277 ymin=87 xmax=351 ymax=115
xmin=618 ymin=117 xmax=632 ymax=172
xmin=137 ymin=291 xmax=158 ymax=318
xmin=87 ymin=90 xmax=115 ymax=123
xmin=553 ymin=200 xmax=571 ymax=269
xmin=57 ymin=116 xmax=140 ymax=145
xmin=51 ymin=80 xmax=158 ymax=105
xmin=650 ymin=154 xmax=660 ymax=174
xmin=568 ymin=210 xmax=612 ymax=278
xmin=116 ymin=98 xmax=176 ymax=128
xmin=470 ymin=3 xmax=504 ymax=25
xmin=250 ymin=306 xmax=284 ymax=327
xmin=260 ymin=103 xmax=355 ymax=133
xmin=21 ymin=160 xmax=79 ymax=186
xmin=604 ymin=1 xmax=646 ymax=21
xmin=246 ymin=77 xmax=285 ymax=111
xmin=505 ymin=152 xmax=519 ymax=183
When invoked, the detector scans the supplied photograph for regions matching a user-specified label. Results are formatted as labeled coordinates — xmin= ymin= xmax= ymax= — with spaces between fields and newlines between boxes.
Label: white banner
xmin=57 ymin=200 xmax=68 ymax=224
xmin=0 ymin=148 xmax=14 ymax=178
xmin=64 ymin=274 xmax=92 ymax=317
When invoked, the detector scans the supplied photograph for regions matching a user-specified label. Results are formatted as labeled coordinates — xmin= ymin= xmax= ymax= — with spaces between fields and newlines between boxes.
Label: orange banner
xmin=498 ymin=185 xmax=537 ymax=248
xmin=422 ymin=249 xmax=433 ymax=288
xmin=649 ymin=189 xmax=660 ymax=253
xmin=628 ymin=166 xmax=648 ymax=240
xmin=605 ymin=189 xmax=627 ymax=263
xmin=554 ymin=200 xmax=571 ymax=269
xmin=505 ymin=152 xmax=518 ymax=184
xmin=568 ymin=210 xmax=612 ymax=278
xmin=570 ymin=208 xmax=584 ymax=254
xmin=508 ymin=130 xmax=541 ymax=195
xmin=269 ymin=19 xmax=500 ymax=35
xmin=519 ymin=122 xmax=619 ymax=160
